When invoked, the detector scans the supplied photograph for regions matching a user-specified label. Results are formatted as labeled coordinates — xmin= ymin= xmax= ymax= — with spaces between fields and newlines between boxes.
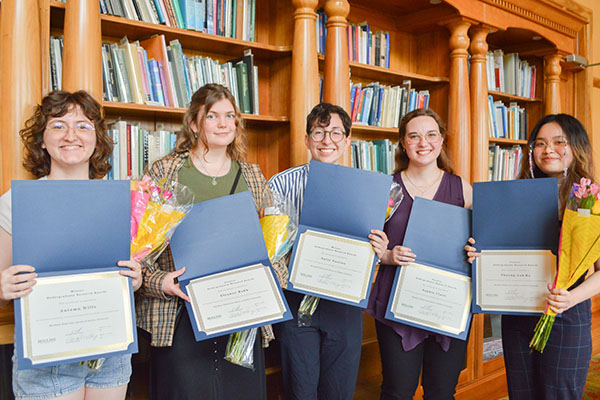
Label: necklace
xmin=403 ymin=170 xmax=443 ymax=197
xmin=192 ymin=152 xmax=229 ymax=185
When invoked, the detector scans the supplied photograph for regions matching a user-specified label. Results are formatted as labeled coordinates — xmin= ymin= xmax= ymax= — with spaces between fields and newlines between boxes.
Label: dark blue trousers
xmin=502 ymin=299 xmax=592 ymax=400
xmin=274 ymin=290 xmax=363 ymax=400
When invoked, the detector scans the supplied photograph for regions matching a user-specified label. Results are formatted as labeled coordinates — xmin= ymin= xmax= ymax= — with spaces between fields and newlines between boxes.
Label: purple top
xmin=365 ymin=171 xmax=465 ymax=351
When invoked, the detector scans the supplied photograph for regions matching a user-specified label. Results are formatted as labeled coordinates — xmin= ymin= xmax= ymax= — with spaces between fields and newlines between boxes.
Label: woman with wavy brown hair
xmin=0 ymin=90 xmax=141 ymax=400
xmin=137 ymin=84 xmax=282 ymax=400
xmin=366 ymin=108 xmax=472 ymax=400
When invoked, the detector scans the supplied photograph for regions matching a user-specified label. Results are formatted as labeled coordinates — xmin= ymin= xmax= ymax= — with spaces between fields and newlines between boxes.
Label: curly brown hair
xmin=175 ymin=84 xmax=247 ymax=161
xmin=394 ymin=108 xmax=454 ymax=174
xmin=20 ymin=90 xmax=112 ymax=179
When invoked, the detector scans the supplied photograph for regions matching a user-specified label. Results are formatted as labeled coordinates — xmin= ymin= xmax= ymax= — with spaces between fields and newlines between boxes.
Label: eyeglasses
xmin=405 ymin=131 xmax=442 ymax=145
xmin=531 ymin=137 xmax=568 ymax=152
xmin=308 ymin=129 xmax=347 ymax=143
xmin=46 ymin=121 xmax=95 ymax=134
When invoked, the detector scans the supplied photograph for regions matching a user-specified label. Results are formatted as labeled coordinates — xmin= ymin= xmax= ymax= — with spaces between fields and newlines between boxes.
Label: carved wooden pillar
xmin=446 ymin=19 xmax=471 ymax=179
xmin=323 ymin=0 xmax=350 ymax=111
xmin=0 ymin=0 xmax=41 ymax=192
xmin=62 ymin=0 xmax=103 ymax=101
xmin=291 ymin=0 xmax=320 ymax=166
xmin=544 ymin=53 xmax=562 ymax=115
xmin=0 ymin=0 xmax=41 ymax=344
xmin=323 ymin=0 xmax=350 ymax=166
xmin=469 ymin=25 xmax=490 ymax=183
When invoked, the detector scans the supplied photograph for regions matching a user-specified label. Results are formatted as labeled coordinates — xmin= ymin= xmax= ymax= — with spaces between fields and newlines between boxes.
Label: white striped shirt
xmin=267 ymin=163 xmax=309 ymax=223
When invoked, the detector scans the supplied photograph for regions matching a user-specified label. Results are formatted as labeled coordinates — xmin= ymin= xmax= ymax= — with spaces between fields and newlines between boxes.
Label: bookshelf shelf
xmin=488 ymin=137 xmax=528 ymax=145
xmin=102 ymin=101 xmax=288 ymax=123
xmin=351 ymin=124 xmax=397 ymax=136
xmin=317 ymin=55 xmax=447 ymax=86
xmin=488 ymin=90 xmax=542 ymax=104
xmin=49 ymin=2 xmax=292 ymax=59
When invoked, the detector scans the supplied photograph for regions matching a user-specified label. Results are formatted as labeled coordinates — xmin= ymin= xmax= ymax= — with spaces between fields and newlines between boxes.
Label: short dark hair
xmin=20 ymin=90 xmax=112 ymax=179
xmin=306 ymin=103 xmax=352 ymax=136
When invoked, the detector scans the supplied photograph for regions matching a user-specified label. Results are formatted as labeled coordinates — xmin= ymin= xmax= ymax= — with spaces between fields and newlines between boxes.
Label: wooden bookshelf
xmin=488 ymin=137 xmax=528 ymax=146
xmin=487 ymin=90 xmax=542 ymax=104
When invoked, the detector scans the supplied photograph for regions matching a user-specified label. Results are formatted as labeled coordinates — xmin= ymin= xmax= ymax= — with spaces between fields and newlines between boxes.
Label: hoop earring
xmin=528 ymin=148 xmax=535 ymax=178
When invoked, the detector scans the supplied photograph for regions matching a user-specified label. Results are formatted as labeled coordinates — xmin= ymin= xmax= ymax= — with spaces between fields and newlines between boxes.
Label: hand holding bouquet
xmin=225 ymin=191 xmax=298 ymax=369
xmin=130 ymin=176 xmax=194 ymax=263
xmin=530 ymin=178 xmax=600 ymax=352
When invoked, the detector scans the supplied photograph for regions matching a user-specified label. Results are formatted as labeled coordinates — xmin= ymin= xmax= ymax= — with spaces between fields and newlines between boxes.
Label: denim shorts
xmin=12 ymin=352 xmax=132 ymax=400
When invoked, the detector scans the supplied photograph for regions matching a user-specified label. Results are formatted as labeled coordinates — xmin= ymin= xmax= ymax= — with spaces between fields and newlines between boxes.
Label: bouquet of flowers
xmin=224 ymin=191 xmax=298 ymax=369
xmin=130 ymin=176 xmax=194 ymax=263
xmin=297 ymin=182 xmax=404 ymax=327
xmin=530 ymin=178 xmax=600 ymax=352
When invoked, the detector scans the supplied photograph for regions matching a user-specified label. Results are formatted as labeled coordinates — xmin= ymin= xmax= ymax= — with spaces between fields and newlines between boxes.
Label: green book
xmin=171 ymin=0 xmax=185 ymax=29
xmin=234 ymin=61 xmax=250 ymax=113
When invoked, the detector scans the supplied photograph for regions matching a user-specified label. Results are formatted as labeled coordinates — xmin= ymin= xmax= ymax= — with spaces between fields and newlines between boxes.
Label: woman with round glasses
xmin=467 ymin=114 xmax=600 ymax=399
xmin=0 ymin=90 xmax=142 ymax=400
xmin=366 ymin=108 xmax=472 ymax=400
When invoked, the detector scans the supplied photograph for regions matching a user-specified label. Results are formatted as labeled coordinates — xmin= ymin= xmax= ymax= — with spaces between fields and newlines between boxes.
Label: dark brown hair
xmin=20 ymin=90 xmax=112 ymax=179
xmin=306 ymin=103 xmax=352 ymax=135
xmin=176 ymin=84 xmax=247 ymax=161
xmin=394 ymin=108 xmax=454 ymax=174
xmin=518 ymin=113 xmax=594 ymax=209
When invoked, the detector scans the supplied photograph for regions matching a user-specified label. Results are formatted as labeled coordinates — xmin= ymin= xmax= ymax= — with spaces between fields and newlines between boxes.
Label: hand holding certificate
xmin=169 ymin=191 xmax=291 ymax=341
xmin=11 ymin=180 xmax=137 ymax=370
xmin=287 ymin=161 xmax=392 ymax=308
xmin=385 ymin=197 xmax=472 ymax=340
xmin=472 ymin=178 xmax=559 ymax=314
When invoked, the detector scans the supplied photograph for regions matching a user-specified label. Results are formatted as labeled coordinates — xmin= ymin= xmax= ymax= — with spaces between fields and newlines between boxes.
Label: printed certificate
xmin=288 ymin=229 xmax=375 ymax=304
xmin=475 ymin=249 xmax=555 ymax=313
xmin=20 ymin=271 xmax=134 ymax=366
xmin=388 ymin=263 xmax=471 ymax=336
xmin=186 ymin=264 xmax=288 ymax=336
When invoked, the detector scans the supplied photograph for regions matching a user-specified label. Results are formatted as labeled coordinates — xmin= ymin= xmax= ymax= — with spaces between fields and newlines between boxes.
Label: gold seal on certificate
xmin=288 ymin=230 xmax=375 ymax=304
xmin=186 ymin=264 xmax=288 ymax=335
xmin=20 ymin=271 xmax=135 ymax=366
xmin=475 ymin=249 xmax=556 ymax=313
xmin=389 ymin=263 xmax=472 ymax=336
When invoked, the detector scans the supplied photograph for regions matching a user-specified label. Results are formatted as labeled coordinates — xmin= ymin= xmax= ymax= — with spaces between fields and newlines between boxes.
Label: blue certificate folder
xmin=170 ymin=191 xmax=292 ymax=341
xmin=11 ymin=180 xmax=137 ymax=369
xmin=286 ymin=160 xmax=393 ymax=308
xmin=472 ymin=178 xmax=559 ymax=315
xmin=385 ymin=197 xmax=472 ymax=340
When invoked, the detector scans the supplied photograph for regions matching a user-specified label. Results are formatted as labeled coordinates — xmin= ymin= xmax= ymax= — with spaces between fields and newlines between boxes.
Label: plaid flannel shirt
xmin=136 ymin=150 xmax=287 ymax=347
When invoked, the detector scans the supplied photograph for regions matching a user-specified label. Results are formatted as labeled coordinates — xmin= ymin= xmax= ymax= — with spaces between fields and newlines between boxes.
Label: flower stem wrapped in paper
xmin=130 ymin=176 xmax=194 ymax=263
xmin=297 ymin=182 xmax=404 ymax=327
xmin=529 ymin=178 xmax=600 ymax=353
xmin=224 ymin=191 xmax=299 ymax=369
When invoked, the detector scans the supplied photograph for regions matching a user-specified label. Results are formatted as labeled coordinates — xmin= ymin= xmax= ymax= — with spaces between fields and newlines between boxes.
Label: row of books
xmin=488 ymin=144 xmax=523 ymax=181
xmin=107 ymin=121 xmax=176 ymax=180
xmin=351 ymin=139 xmax=398 ymax=175
xmin=100 ymin=0 xmax=256 ymax=41
xmin=314 ymin=13 xmax=390 ymax=68
xmin=49 ymin=36 xmax=63 ymax=92
xmin=48 ymin=33 xmax=259 ymax=113
xmin=486 ymin=50 xmax=537 ymax=99
xmin=347 ymin=23 xmax=390 ymax=68
xmin=350 ymin=81 xmax=429 ymax=129
xmin=487 ymin=96 xmax=527 ymax=141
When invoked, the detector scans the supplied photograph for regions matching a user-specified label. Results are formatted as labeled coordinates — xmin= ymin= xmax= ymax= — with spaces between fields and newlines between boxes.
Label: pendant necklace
xmin=193 ymin=153 xmax=229 ymax=185
xmin=403 ymin=170 xmax=443 ymax=196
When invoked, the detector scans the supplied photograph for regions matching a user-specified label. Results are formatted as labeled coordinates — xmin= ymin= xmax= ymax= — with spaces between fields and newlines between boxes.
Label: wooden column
xmin=323 ymin=0 xmax=350 ymax=111
xmin=62 ymin=0 xmax=103 ymax=101
xmin=0 ymin=0 xmax=41 ymax=192
xmin=0 ymin=0 xmax=41 ymax=345
xmin=290 ymin=0 xmax=319 ymax=166
xmin=469 ymin=25 xmax=490 ymax=183
xmin=544 ymin=53 xmax=562 ymax=115
xmin=446 ymin=19 xmax=471 ymax=179
xmin=323 ymin=0 xmax=350 ymax=166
